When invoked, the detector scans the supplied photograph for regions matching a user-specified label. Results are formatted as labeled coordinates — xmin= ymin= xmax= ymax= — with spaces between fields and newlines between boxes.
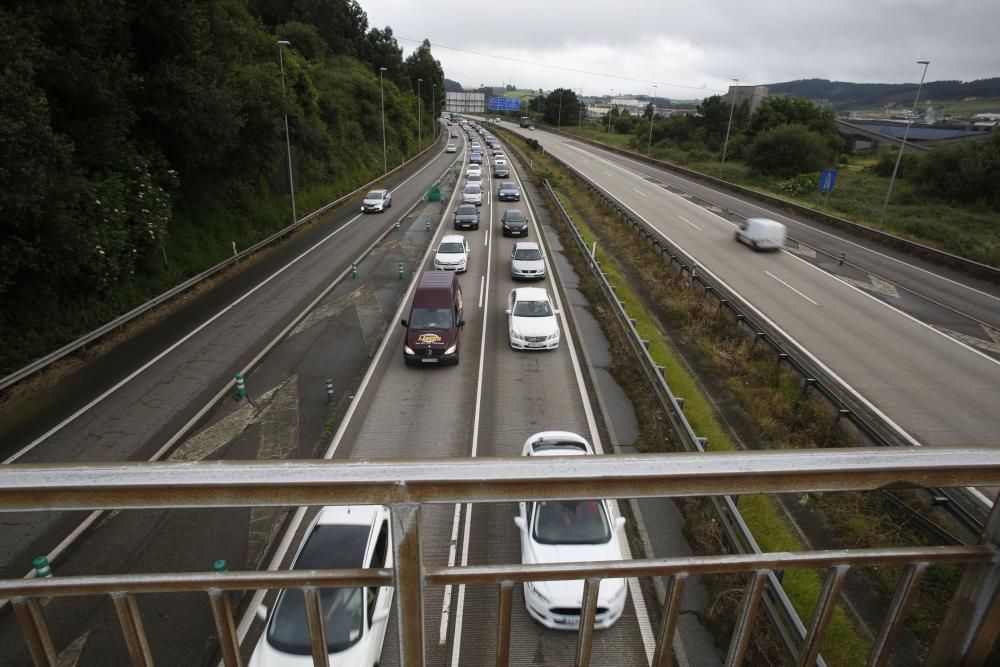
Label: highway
xmin=484 ymin=119 xmax=1000 ymax=448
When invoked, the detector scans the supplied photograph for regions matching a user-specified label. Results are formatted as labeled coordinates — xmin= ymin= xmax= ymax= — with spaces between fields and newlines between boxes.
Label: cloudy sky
xmin=361 ymin=0 xmax=999 ymax=99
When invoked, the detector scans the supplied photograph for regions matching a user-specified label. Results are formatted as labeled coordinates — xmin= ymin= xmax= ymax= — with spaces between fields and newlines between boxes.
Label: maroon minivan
xmin=401 ymin=272 xmax=465 ymax=365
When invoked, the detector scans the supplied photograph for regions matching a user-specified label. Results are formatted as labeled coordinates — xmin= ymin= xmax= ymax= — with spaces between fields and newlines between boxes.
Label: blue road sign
xmin=488 ymin=96 xmax=521 ymax=111
xmin=818 ymin=169 xmax=838 ymax=192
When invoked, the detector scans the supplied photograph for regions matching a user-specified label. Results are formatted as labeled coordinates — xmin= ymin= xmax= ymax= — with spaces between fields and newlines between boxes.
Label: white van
xmin=735 ymin=218 xmax=786 ymax=251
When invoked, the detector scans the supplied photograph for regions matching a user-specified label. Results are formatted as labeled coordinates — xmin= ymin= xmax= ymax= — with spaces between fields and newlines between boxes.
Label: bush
xmin=775 ymin=173 xmax=820 ymax=198
xmin=525 ymin=138 xmax=541 ymax=151
xmin=871 ymin=149 xmax=923 ymax=178
xmin=914 ymin=132 xmax=1000 ymax=209
xmin=745 ymin=124 xmax=830 ymax=178
xmin=614 ymin=116 xmax=634 ymax=133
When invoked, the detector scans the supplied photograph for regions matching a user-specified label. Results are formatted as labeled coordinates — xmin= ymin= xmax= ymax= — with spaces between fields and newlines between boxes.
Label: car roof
xmin=512 ymin=286 xmax=549 ymax=301
xmin=314 ymin=504 xmax=385 ymax=527
xmin=522 ymin=431 xmax=593 ymax=456
xmin=440 ymin=234 xmax=465 ymax=244
xmin=457 ymin=203 xmax=477 ymax=211
xmin=366 ymin=189 xmax=387 ymax=197
xmin=513 ymin=241 xmax=540 ymax=250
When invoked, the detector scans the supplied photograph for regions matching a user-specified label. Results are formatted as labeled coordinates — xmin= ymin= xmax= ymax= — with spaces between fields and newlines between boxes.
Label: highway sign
xmin=818 ymin=169 xmax=838 ymax=192
xmin=488 ymin=96 xmax=521 ymax=111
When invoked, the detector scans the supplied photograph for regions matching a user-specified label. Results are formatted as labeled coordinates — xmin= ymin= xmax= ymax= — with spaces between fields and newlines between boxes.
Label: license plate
xmin=420 ymin=358 xmax=438 ymax=364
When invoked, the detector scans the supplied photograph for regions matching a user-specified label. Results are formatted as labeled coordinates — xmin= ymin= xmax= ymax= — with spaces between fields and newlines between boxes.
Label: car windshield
xmin=266 ymin=525 xmax=369 ymax=655
xmin=513 ymin=248 xmax=542 ymax=261
xmin=464 ymin=185 xmax=480 ymax=194
xmin=501 ymin=184 xmax=518 ymax=192
xmin=365 ymin=191 xmax=383 ymax=200
xmin=409 ymin=307 xmax=454 ymax=330
xmin=504 ymin=211 xmax=525 ymax=223
xmin=456 ymin=205 xmax=477 ymax=216
xmin=513 ymin=299 xmax=552 ymax=317
xmin=532 ymin=500 xmax=612 ymax=545
xmin=438 ymin=242 xmax=465 ymax=254
xmin=468 ymin=174 xmax=482 ymax=182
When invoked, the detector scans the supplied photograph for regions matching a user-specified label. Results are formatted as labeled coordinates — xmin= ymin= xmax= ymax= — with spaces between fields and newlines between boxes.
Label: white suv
xmin=434 ymin=235 xmax=470 ymax=272
xmin=361 ymin=189 xmax=392 ymax=213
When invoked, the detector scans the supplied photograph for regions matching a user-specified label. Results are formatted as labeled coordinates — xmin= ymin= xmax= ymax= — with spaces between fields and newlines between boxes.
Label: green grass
xmin=502 ymin=130 xmax=871 ymax=665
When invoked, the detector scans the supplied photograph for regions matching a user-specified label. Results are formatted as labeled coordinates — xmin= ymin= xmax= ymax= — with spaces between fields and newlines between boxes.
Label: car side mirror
xmin=505 ymin=309 xmax=511 ymax=315
xmin=514 ymin=516 xmax=527 ymax=531
xmin=256 ymin=604 xmax=268 ymax=622
xmin=400 ymin=319 xmax=408 ymax=328
xmin=553 ymin=309 xmax=561 ymax=315
xmin=614 ymin=516 xmax=626 ymax=530
xmin=458 ymin=319 xmax=466 ymax=327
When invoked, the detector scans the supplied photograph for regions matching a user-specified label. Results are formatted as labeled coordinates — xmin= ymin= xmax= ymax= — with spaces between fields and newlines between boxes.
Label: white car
xmin=445 ymin=143 xmax=457 ymax=153
xmin=470 ymin=142 xmax=483 ymax=152
xmin=466 ymin=165 xmax=482 ymax=179
xmin=466 ymin=173 xmax=483 ymax=187
xmin=506 ymin=287 xmax=560 ymax=350
xmin=434 ymin=235 xmax=470 ymax=272
xmin=515 ymin=433 xmax=627 ymax=630
xmin=463 ymin=183 xmax=482 ymax=206
xmin=249 ymin=505 xmax=393 ymax=667
xmin=361 ymin=189 xmax=392 ymax=213
xmin=511 ymin=242 xmax=546 ymax=280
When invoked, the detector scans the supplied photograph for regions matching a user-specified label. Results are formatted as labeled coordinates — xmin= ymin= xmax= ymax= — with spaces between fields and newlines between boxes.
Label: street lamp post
xmin=720 ymin=78 xmax=738 ymax=178
xmin=417 ymin=78 xmax=423 ymax=152
xmin=647 ymin=84 xmax=658 ymax=154
xmin=607 ymin=88 xmax=614 ymax=133
xmin=558 ymin=90 xmax=562 ymax=130
xmin=879 ymin=60 xmax=931 ymax=229
xmin=379 ymin=67 xmax=387 ymax=174
xmin=277 ymin=40 xmax=297 ymax=225
xmin=432 ymin=83 xmax=437 ymax=138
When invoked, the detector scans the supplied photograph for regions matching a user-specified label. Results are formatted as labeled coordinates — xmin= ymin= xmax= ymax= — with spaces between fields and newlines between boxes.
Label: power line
xmin=396 ymin=36 xmax=727 ymax=95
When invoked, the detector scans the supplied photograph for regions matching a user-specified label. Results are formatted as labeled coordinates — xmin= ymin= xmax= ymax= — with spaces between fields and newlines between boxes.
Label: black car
xmin=498 ymin=182 xmax=521 ymax=201
xmin=454 ymin=204 xmax=480 ymax=230
xmin=501 ymin=208 xmax=529 ymax=237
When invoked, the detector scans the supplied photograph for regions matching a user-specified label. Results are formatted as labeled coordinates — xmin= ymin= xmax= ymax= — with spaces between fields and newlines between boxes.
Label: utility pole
xmin=277 ymin=40 xmax=297 ymax=225
xmin=879 ymin=60 xmax=931 ymax=229
xmin=720 ymin=78 xmax=739 ymax=178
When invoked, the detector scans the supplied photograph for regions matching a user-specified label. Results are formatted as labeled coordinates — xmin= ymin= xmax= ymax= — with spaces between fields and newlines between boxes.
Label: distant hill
xmin=444 ymin=78 xmax=464 ymax=93
xmin=767 ymin=78 xmax=1000 ymax=110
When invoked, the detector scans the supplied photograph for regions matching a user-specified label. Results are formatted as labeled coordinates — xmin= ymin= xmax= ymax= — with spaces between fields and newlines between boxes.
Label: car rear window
xmin=266 ymin=524 xmax=369 ymax=655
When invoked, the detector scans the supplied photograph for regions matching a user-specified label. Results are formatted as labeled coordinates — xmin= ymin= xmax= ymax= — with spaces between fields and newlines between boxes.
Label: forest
xmin=0 ymin=0 xmax=444 ymax=374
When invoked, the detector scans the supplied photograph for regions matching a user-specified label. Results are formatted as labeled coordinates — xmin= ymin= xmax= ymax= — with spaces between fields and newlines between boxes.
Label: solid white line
xmin=438 ymin=503 xmax=464 ymax=644
xmin=234 ymin=149 xmax=467 ymax=645
xmin=765 ymin=270 xmax=819 ymax=305
xmin=3 ymin=153 xmax=448 ymax=466
xmin=449 ymin=143 xmax=496 ymax=667
xmin=677 ymin=215 xmax=702 ymax=231
xmin=569 ymin=139 xmax=1000 ymax=305
xmin=478 ymin=276 xmax=485 ymax=308
xmin=632 ymin=187 xmax=648 ymax=198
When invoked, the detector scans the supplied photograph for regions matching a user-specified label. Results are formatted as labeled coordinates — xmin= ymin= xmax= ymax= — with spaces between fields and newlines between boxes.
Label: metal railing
xmin=0 ymin=130 xmax=447 ymax=393
xmin=2 ymin=450 xmax=999 ymax=667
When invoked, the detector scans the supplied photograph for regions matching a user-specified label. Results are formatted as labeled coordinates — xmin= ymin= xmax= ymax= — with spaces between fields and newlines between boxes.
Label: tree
xmin=748 ymin=96 xmax=845 ymax=154
xmin=402 ymin=39 xmax=443 ymax=138
xmin=643 ymin=102 xmax=654 ymax=120
xmin=614 ymin=115 xmax=634 ymax=133
xmin=696 ymin=95 xmax=732 ymax=144
xmin=745 ymin=124 xmax=830 ymax=177
xmin=541 ymin=88 xmax=579 ymax=125
xmin=365 ymin=26 xmax=403 ymax=82
xmin=914 ymin=132 xmax=1000 ymax=208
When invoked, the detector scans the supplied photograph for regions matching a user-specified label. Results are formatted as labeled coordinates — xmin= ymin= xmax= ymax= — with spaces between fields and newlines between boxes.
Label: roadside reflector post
xmin=426 ymin=219 xmax=431 ymax=232
xmin=352 ymin=263 xmax=358 ymax=279
xmin=398 ymin=263 xmax=405 ymax=280
xmin=839 ymin=252 xmax=845 ymax=266
xmin=395 ymin=219 xmax=400 ymax=231
xmin=234 ymin=373 xmax=246 ymax=399
xmin=33 ymin=556 xmax=52 ymax=578
xmin=213 ymin=560 xmax=226 ymax=573
xmin=325 ymin=379 xmax=335 ymax=405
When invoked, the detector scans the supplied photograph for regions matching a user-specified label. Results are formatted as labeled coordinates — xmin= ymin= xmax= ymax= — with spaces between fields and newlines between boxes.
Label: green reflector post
xmin=33 ymin=556 xmax=52 ymax=578
xmin=213 ymin=560 xmax=227 ymax=573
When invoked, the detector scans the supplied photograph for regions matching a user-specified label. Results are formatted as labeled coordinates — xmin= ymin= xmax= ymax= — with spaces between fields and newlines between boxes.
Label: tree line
xmin=0 ymin=0 xmax=444 ymax=374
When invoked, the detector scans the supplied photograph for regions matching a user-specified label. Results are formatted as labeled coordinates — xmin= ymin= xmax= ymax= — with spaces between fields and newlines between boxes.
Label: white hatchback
xmin=463 ymin=183 xmax=482 ymax=206
xmin=249 ymin=505 xmax=394 ymax=667
xmin=514 ymin=434 xmax=627 ymax=630
xmin=434 ymin=235 xmax=470 ymax=272
xmin=506 ymin=287 xmax=559 ymax=350
xmin=466 ymin=165 xmax=482 ymax=179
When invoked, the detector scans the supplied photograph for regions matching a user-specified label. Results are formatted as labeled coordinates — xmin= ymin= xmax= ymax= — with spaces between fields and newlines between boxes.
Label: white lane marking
xmin=438 ymin=503 xmax=464 ymax=644
xmin=632 ymin=187 xmax=648 ymax=198
xmin=677 ymin=215 xmax=702 ymax=231
xmin=234 ymin=150 xmax=468 ymax=646
xmin=478 ymin=276 xmax=485 ymax=308
xmin=603 ymin=170 xmax=613 ymax=177
xmin=3 ymin=153 xmax=449 ymax=466
xmin=568 ymin=139 xmax=1000 ymax=305
xmin=448 ymin=143 xmax=497 ymax=666
xmin=765 ymin=270 xmax=819 ymax=305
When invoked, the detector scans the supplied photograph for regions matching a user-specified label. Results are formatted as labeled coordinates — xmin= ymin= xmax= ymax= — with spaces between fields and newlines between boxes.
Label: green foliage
xmin=871 ymin=148 xmax=924 ymax=178
xmin=775 ymin=173 xmax=821 ymax=198
xmin=541 ymin=88 xmax=579 ymax=126
xmin=614 ymin=115 xmax=634 ymax=133
xmin=914 ymin=132 xmax=1000 ymax=208
xmin=746 ymin=124 xmax=831 ymax=178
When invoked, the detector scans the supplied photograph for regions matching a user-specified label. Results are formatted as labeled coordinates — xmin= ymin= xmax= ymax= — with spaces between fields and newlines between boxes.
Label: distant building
xmin=726 ymin=85 xmax=769 ymax=113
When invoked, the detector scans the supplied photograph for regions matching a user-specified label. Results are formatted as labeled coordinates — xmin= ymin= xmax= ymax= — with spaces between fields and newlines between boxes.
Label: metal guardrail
xmin=0 ymin=130 xmax=447 ymax=393
xmin=2 ymin=452 xmax=999 ymax=667
xmin=525 ymin=122 xmax=1000 ymax=283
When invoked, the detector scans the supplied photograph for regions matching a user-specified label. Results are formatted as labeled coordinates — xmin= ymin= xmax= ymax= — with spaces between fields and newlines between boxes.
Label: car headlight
xmin=510 ymin=330 xmax=523 ymax=341
xmin=528 ymin=582 xmax=551 ymax=605
xmin=444 ymin=344 xmax=457 ymax=354
xmin=547 ymin=332 xmax=559 ymax=341
xmin=404 ymin=346 xmax=415 ymax=355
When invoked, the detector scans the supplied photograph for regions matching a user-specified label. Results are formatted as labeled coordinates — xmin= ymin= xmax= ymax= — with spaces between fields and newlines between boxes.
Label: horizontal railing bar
xmin=3 ymin=449 xmax=1000 ymax=511
xmin=2 ymin=546 xmax=989 ymax=599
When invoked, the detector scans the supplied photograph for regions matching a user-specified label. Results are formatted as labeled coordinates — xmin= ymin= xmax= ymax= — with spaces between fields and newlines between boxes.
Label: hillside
xmin=767 ymin=78 xmax=1000 ymax=110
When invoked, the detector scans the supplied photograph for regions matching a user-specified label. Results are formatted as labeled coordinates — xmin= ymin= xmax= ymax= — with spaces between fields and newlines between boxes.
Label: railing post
xmin=392 ymin=503 xmax=424 ymax=667
xmin=112 ymin=592 xmax=154 ymax=667
xmin=12 ymin=597 xmax=57 ymax=667
xmin=927 ymin=501 xmax=1000 ymax=666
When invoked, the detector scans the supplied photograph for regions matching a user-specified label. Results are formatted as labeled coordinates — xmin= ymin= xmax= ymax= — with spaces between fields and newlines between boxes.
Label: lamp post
xmin=417 ymin=78 xmax=423 ymax=152
xmin=379 ymin=67 xmax=387 ymax=174
xmin=557 ymin=90 xmax=563 ymax=130
xmin=878 ymin=60 xmax=930 ymax=229
xmin=607 ymin=88 xmax=614 ymax=133
xmin=578 ymin=89 xmax=584 ymax=127
xmin=432 ymin=83 xmax=437 ymax=138
xmin=720 ymin=78 xmax=738 ymax=178
xmin=277 ymin=40 xmax=297 ymax=225
xmin=647 ymin=84 xmax=658 ymax=154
